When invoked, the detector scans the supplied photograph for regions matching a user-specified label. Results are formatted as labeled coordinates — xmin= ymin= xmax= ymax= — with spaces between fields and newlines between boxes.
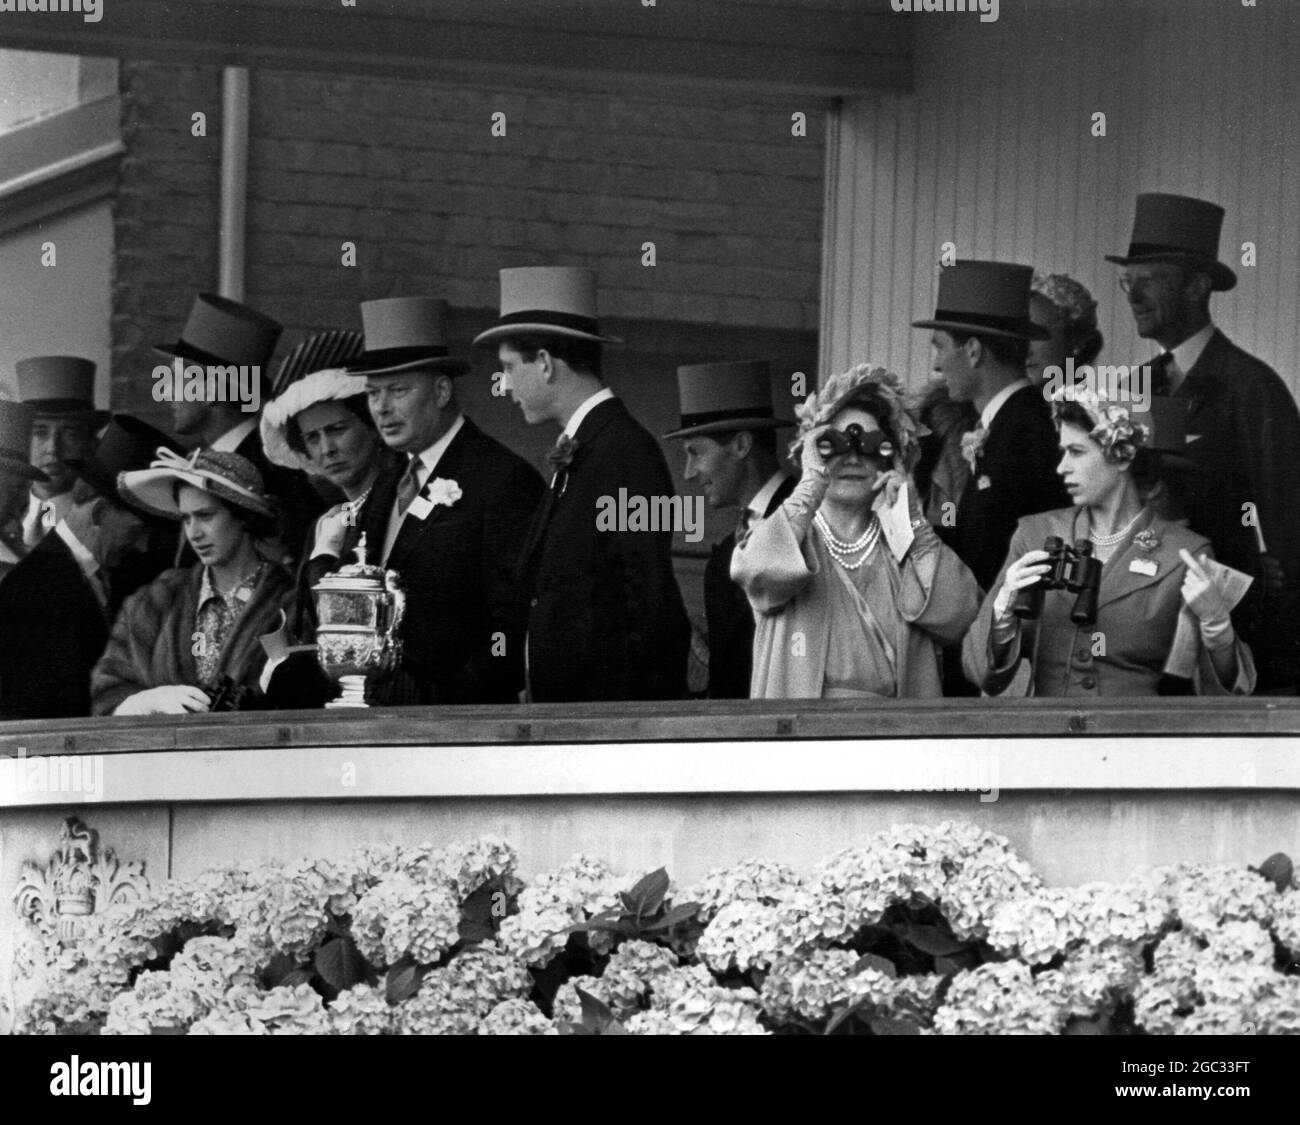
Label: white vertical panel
xmin=821 ymin=0 xmax=1300 ymax=397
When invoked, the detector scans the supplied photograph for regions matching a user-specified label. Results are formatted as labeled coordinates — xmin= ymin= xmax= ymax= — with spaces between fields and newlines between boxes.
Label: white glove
xmin=113 ymin=685 xmax=211 ymax=715
xmin=799 ymin=425 xmax=832 ymax=479
xmin=992 ymin=549 xmax=1053 ymax=624
xmin=310 ymin=502 xmax=356 ymax=560
xmin=1180 ymin=549 xmax=1234 ymax=649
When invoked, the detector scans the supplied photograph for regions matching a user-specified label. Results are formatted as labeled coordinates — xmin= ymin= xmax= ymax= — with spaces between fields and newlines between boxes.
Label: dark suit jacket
xmin=1158 ymin=329 xmax=1300 ymax=684
xmin=704 ymin=474 xmax=795 ymax=698
xmin=954 ymin=383 xmax=1070 ymax=592
xmin=0 ymin=534 xmax=108 ymax=718
xmin=318 ymin=416 xmax=543 ymax=705
xmin=519 ymin=397 xmax=691 ymax=702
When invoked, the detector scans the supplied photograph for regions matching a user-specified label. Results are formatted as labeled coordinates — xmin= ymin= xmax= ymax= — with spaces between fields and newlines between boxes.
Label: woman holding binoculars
xmin=733 ymin=364 xmax=980 ymax=699
xmin=963 ymin=389 xmax=1256 ymax=696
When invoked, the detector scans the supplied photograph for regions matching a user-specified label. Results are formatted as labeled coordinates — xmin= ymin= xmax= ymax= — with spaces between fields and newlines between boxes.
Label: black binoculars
xmin=1011 ymin=536 xmax=1102 ymax=626
xmin=816 ymin=424 xmax=895 ymax=463
xmin=208 ymin=675 xmax=252 ymax=713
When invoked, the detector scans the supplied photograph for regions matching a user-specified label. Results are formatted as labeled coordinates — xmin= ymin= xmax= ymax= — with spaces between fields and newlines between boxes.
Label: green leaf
xmin=262 ymin=950 xmax=299 ymax=988
xmin=1064 ymin=1016 xmax=1109 ymax=1036
xmin=460 ymin=882 xmax=498 ymax=926
xmin=385 ymin=960 xmax=424 ymax=1005
xmin=1255 ymin=852 xmax=1294 ymax=893
xmin=851 ymin=953 xmax=898 ymax=979
xmin=626 ymin=868 xmax=671 ymax=918
xmin=280 ymin=967 xmax=315 ymax=988
xmin=315 ymin=935 xmax=368 ymax=992
xmin=868 ymin=1016 xmax=921 ymax=1036
xmin=458 ymin=919 xmax=495 ymax=944
xmin=641 ymin=902 xmax=702 ymax=931
xmin=903 ymin=924 xmax=967 ymax=958
xmin=825 ymin=996 xmax=874 ymax=1035
xmin=562 ymin=919 xmax=634 ymax=937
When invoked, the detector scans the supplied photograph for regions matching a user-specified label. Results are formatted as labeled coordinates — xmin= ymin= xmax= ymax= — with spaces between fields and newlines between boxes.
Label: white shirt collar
xmin=1168 ymin=322 xmax=1216 ymax=380
xmin=0 ymin=539 xmax=17 ymax=565
xmin=210 ymin=417 xmax=259 ymax=453
xmin=562 ymin=387 xmax=615 ymax=440
xmin=746 ymin=470 xmax=791 ymax=520
xmin=54 ymin=519 xmax=99 ymax=580
xmin=980 ymin=378 xmax=1031 ymax=430
xmin=411 ymin=412 xmax=465 ymax=479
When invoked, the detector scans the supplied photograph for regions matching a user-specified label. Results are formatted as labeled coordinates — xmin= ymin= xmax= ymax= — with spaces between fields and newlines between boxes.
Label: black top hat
xmin=16 ymin=356 xmax=111 ymax=427
xmin=0 ymin=399 xmax=49 ymax=482
xmin=912 ymin=261 xmax=1050 ymax=341
xmin=65 ymin=415 xmax=185 ymax=520
xmin=346 ymin=298 xmax=471 ymax=377
xmin=1105 ymin=193 xmax=1237 ymax=292
xmin=473 ymin=267 xmax=622 ymax=348
xmin=156 ymin=293 xmax=284 ymax=368
xmin=663 ymin=360 xmax=794 ymax=440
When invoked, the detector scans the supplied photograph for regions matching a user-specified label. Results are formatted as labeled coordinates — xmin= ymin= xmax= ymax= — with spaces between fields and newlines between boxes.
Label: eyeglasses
xmin=1118 ymin=269 xmax=1186 ymax=295
xmin=816 ymin=424 xmax=894 ymax=463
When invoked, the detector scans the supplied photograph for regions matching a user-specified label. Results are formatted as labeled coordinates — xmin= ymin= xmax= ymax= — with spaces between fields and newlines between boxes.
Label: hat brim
xmin=471 ymin=323 xmax=622 ymax=348
xmin=1103 ymin=252 xmax=1237 ymax=292
xmin=911 ymin=317 xmax=1050 ymax=341
xmin=23 ymin=403 xmax=111 ymax=429
xmin=0 ymin=454 xmax=47 ymax=483
xmin=663 ymin=417 xmax=795 ymax=440
xmin=118 ymin=466 xmax=276 ymax=521
xmin=153 ymin=340 xmax=275 ymax=369
xmin=346 ymin=355 xmax=473 ymax=378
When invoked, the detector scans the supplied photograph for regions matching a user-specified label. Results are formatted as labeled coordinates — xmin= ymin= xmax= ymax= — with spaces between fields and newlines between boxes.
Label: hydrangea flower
xmin=496 ymin=855 xmax=624 ymax=967
xmin=683 ymin=858 xmax=803 ymax=925
xmin=760 ymin=948 xmax=894 ymax=1024
xmin=932 ymin=962 xmax=1068 ymax=1035
xmin=325 ymin=983 xmax=397 ymax=1035
xmin=479 ymin=999 xmax=557 ymax=1036
xmin=350 ymin=872 xmax=462 ymax=968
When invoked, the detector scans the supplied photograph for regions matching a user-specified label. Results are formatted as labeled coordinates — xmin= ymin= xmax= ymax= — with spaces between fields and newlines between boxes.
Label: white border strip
xmin=1 ymin=736 xmax=1297 ymax=807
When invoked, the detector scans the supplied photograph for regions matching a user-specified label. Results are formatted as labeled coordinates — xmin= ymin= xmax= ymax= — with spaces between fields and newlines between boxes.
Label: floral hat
xmin=1050 ymin=386 xmax=1150 ymax=464
xmin=1031 ymin=272 xmax=1098 ymax=331
xmin=791 ymin=363 xmax=928 ymax=473
xmin=117 ymin=447 xmax=276 ymax=521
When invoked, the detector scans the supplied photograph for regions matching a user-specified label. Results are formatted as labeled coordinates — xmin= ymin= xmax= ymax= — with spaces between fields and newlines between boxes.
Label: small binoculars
xmin=816 ymin=424 xmax=895 ymax=463
xmin=1011 ymin=536 xmax=1102 ymax=626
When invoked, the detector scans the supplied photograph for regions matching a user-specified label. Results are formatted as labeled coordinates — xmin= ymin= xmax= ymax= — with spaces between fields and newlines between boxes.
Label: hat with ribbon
xmin=16 ymin=356 xmax=110 ymax=427
xmin=155 ymin=293 xmax=284 ymax=368
xmin=117 ymin=447 xmax=276 ymax=521
xmin=0 ymin=399 xmax=49 ymax=482
xmin=1106 ymin=192 xmax=1237 ymax=291
xmin=912 ymin=260 xmax=1050 ymax=341
xmin=261 ymin=330 xmax=369 ymax=471
xmin=346 ymin=298 xmax=471 ymax=378
xmin=65 ymin=415 xmax=185 ymax=520
xmin=472 ymin=266 xmax=622 ymax=347
xmin=663 ymin=360 xmax=794 ymax=440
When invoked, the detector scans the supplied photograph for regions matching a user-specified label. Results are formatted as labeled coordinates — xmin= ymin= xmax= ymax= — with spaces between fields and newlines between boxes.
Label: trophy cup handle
xmin=387 ymin=574 xmax=406 ymax=637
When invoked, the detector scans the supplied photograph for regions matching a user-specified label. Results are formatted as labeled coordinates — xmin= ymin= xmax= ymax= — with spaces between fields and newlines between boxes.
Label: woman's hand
xmin=312 ymin=502 xmax=356 ymax=559
xmin=113 ymin=685 xmax=212 ymax=716
xmin=1180 ymin=549 xmax=1235 ymax=648
xmin=799 ymin=425 xmax=833 ymax=479
xmin=871 ymin=468 xmax=923 ymax=522
xmin=992 ymin=549 xmax=1053 ymax=623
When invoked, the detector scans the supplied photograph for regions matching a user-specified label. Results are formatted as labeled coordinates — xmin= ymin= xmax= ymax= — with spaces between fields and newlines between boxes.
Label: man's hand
xmin=113 ymin=685 xmax=211 ymax=716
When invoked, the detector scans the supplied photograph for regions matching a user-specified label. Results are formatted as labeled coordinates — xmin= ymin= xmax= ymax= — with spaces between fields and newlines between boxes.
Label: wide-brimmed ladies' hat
xmin=117 ymin=447 xmax=276 ymax=521
xmin=0 ymin=399 xmax=49 ymax=482
xmin=16 ymin=355 xmax=111 ymax=429
xmin=792 ymin=363 xmax=928 ymax=474
xmin=1106 ymin=192 xmax=1237 ymax=292
xmin=912 ymin=260 xmax=1050 ymax=341
xmin=261 ymin=330 xmax=369 ymax=472
xmin=472 ymin=266 xmax=622 ymax=347
xmin=346 ymin=298 xmax=472 ymax=378
xmin=663 ymin=360 xmax=794 ymax=440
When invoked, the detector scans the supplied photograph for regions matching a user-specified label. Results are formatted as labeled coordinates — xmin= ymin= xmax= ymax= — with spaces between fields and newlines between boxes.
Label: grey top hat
xmin=472 ymin=266 xmax=622 ymax=347
xmin=912 ymin=260 xmax=1050 ymax=341
xmin=0 ymin=399 xmax=49 ymax=482
xmin=1106 ymin=192 xmax=1236 ymax=292
xmin=155 ymin=293 xmax=284 ymax=368
xmin=663 ymin=360 xmax=794 ymax=440
xmin=346 ymin=298 xmax=471 ymax=377
xmin=16 ymin=356 xmax=110 ymax=427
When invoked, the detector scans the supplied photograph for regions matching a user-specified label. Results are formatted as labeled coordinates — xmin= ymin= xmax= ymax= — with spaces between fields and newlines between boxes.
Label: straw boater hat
xmin=0 ymin=399 xmax=49 ymax=482
xmin=65 ymin=416 xmax=184 ymax=520
xmin=663 ymin=360 xmax=794 ymax=440
xmin=1106 ymin=192 xmax=1237 ymax=292
xmin=155 ymin=293 xmax=284 ymax=368
xmin=345 ymin=298 xmax=471 ymax=378
xmin=472 ymin=266 xmax=622 ymax=347
xmin=912 ymin=260 xmax=1050 ymax=341
xmin=261 ymin=330 xmax=367 ymax=472
xmin=16 ymin=356 xmax=110 ymax=428
xmin=117 ymin=448 xmax=276 ymax=521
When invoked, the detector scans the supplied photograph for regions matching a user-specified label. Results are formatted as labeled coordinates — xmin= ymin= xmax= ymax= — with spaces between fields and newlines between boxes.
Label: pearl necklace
xmin=815 ymin=512 xmax=880 ymax=570
xmin=1088 ymin=509 xmax=1144 ymax=547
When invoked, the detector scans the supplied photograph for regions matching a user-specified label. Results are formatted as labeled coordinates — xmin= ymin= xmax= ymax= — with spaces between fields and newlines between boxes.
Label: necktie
xmin=736 ymin=508 xmax=754 ymax=541
xmin=396 ymin=456 xmax=423 ymax=517
xmin=1149 ymin=352 xmax=1175 ymax=396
